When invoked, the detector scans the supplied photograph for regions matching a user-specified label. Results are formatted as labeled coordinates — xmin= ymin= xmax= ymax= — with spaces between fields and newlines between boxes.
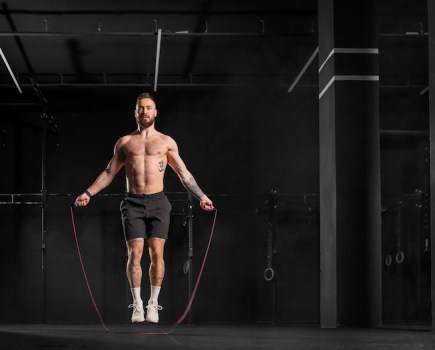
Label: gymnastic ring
xmin=396 ymin=250 xmax=405 ymax=264
xmin=264 ymin=267 xmax=275 ymax=281
xmin=385 ymin=254 xmax=392 ymax=267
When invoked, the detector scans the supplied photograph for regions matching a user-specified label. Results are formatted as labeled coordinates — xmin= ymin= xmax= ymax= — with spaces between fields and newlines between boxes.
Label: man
xmin=74 ymin=92 xmax=214 ymax=324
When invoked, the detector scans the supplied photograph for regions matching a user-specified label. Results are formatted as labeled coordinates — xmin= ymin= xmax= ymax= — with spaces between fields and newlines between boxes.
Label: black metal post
xmin=41 ymin=112 xmax=48 ymax=324
xmin=268 ymin=190 xmax=277 ymax=324
xmin=428 ymin=0 xmax=435 ymax=331
xmin=187 ymin=193 xmax=194 ymax=323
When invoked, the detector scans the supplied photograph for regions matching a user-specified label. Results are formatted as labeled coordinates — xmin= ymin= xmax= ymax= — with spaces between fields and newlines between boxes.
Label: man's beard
xmin=138 ymin=117 xmax=155 ymax=129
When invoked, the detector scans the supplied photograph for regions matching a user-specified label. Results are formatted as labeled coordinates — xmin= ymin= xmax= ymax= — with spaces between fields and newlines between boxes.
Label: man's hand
xmin=199 ymin=196 xmax=214 ymax=211
xmin=74 ymin=193 xmax=91 ymax=207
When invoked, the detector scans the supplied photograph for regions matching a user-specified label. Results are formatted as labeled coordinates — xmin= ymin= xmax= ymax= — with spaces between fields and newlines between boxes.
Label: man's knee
xmin=149 ymin=240 xmax=165 ymax=262
xmin=129 ymin=253 xmax=142 ymax=267
xmin=149 ymin=248 xmax=164 ymax=263
xmin=127 ymin=239 xmax=144 ymax=264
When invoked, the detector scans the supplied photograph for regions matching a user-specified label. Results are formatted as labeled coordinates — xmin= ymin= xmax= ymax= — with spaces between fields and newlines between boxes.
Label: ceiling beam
xmin=0 ymin=31 xmax=314 ymax=38
xmin=0 ymin=9 xmax=316 ymax=16
xmin=2 ymin=3 xmax=35 ymax=75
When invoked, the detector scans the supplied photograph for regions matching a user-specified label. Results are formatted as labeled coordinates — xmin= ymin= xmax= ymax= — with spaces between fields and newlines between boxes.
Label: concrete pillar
xmin=318 ymin=0 xmax=382 ymax=328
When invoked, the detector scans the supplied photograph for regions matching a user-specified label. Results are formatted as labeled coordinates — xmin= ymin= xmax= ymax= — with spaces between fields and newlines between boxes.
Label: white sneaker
xmin=129 ymin=301 xmax=145 ymax=323
xmin=145 ymin=301 xmax=163 ymax=323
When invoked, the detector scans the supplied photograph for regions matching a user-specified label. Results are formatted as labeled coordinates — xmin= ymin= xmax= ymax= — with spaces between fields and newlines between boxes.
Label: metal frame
xmin=0 ymin=31 xmax=312 ymax=38
xmin=0 ymin=73 xmax=315 ymax=89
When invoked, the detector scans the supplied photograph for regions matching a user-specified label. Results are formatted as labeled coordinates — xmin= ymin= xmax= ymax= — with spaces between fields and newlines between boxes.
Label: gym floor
xmin=0 ymin=324 xmax=433 ymax=350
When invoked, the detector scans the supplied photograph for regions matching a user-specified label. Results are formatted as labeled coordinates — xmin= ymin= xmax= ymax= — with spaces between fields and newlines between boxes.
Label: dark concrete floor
xmin=0 ymin=324 xmax=434 ymax=350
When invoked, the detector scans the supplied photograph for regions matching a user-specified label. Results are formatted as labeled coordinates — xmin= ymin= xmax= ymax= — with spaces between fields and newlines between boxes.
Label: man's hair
xmin=136 ymin=92 xmax=156 ymax=107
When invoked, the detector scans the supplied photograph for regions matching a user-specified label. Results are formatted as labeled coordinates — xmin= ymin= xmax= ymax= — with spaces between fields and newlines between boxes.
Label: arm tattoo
xmin=185 ymin=176 xmax=205 ymax=200
xmin=105 ymin=166 xmax=114 ymax=174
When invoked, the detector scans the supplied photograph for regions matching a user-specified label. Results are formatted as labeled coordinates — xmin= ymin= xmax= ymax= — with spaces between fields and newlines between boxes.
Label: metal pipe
xmin=1 ymin=82 xmax=424 ymax=89
xmin=0 ymin=201 xmax=42 ymax=205
xmin=154 ymin=29 xmax=162 ymax=92
xmin=380 ymin=129 xmax=429 ymax=136
xmin=0 ymin=82 xmax=317 ymax=89
xmin=0 ymin=9 xmax=316 ymax=15
xmin=0 ymin=48 xmax=22 ymax=93
xmin=420 ymin=86 xmax=429 ymax=95
xmin=378 ymin=33 xmax=428 ymax=37
xmin=288 ymin=46 xmax=318 ymax=93
xmin=0 ymin=102 xmax=39 ymax=106
xmin=0 ymin=31 xmax=312 ymax=38
xmin=0 ymin=191 xmax=192 ymax=197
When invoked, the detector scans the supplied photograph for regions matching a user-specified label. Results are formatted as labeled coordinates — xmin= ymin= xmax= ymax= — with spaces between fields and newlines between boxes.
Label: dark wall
xmin=379 ymin=84 xmax=431 ymax=324
xmin=0 ymin=86 xmax=319 ymax=324
xmin=1 ymin=80 xmax=430 ymax=326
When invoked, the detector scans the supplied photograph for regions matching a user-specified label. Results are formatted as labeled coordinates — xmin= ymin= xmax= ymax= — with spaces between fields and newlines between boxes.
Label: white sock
xmin=131 ymin=287 xmax=142 ymax=304
xmin=150 ymin=285 xmax=161 ymax=304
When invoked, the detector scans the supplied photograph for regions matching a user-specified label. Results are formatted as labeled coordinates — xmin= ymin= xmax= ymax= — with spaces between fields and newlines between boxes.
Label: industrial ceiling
xmin=0 ymin=0 xmax=429 ymax=128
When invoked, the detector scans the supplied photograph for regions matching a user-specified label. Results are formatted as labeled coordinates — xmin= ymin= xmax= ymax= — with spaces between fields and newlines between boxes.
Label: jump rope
xmin=69 ymin=205 xmax=218 ymax=335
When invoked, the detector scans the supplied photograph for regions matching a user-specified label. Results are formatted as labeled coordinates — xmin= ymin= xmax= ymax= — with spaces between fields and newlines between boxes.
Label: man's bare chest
xmin=123 ymin=138 xmax=168 ymax=157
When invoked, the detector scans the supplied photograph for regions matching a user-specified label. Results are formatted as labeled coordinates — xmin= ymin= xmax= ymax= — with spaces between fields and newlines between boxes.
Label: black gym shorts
xmin=120 ymin=192 xmax=172 ymax=241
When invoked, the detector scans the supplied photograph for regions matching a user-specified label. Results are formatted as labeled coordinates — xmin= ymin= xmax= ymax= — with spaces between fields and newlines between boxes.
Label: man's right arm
xmin=74 ymin=139 xmax=125 ymax=207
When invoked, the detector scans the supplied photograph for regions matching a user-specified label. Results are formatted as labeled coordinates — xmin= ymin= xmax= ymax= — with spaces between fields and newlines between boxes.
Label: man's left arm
xmin=167 ymin=139 xmax=214 ymax=211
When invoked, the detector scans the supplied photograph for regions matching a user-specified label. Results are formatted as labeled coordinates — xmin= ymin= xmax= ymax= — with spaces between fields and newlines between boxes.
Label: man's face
xmin=135 ymin=98 xmax=157 ymax=129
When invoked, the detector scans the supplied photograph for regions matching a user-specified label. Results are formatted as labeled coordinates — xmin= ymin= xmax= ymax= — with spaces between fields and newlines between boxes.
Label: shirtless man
xmin=74 ymin=92 xmax=214 ymax=324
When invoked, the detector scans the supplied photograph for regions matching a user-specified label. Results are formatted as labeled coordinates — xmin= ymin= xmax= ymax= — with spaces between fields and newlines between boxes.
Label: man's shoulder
xmin=115 ymin=132 xmax=136 ymax=147
xmin=120 ymin=130 xmax=140 ymax=140
xmin=147 ymin=130 xmax=172 ymax=142
xmin=157 ymin=131 xmax=173 ymax=140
